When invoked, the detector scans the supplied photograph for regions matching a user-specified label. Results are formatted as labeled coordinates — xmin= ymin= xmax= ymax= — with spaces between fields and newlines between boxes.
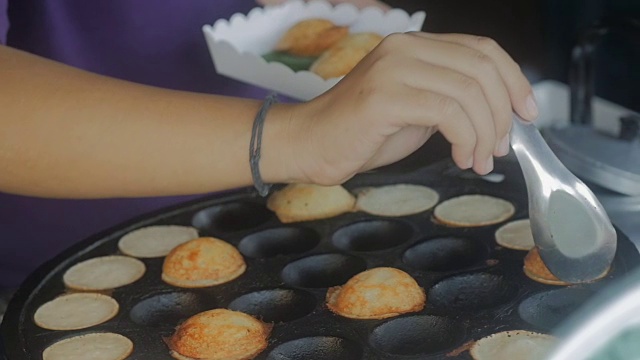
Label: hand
xmin=257 ymin=0 xmax=390 ymax=11
xmin=282 ymin=32 xmax=537 ymax=185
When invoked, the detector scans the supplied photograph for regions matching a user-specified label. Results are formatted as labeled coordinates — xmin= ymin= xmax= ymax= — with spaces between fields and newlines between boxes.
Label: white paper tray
xmin=202 ymin=0 xmax=425 ymax=101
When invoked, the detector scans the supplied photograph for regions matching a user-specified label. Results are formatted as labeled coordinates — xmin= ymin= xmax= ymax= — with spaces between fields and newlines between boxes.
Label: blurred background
xmin=391 ymin=0 xmax=639 ymax=113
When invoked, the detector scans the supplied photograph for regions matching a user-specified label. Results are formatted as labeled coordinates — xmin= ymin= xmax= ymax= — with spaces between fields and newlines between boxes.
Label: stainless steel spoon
xmin=510 ymin=115 xmax=617 ymax=283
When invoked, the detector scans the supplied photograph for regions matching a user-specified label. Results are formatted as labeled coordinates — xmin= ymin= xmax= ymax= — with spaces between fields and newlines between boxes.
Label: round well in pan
xmin=238 ymin=227 xmax=320 ymax=258
xmin=281 ymin=254 xmax=367 ymax=288
xmin=332 ymin=219 xmax=413 ymax=252
xmin=403 ymin=236 xmax=488 ymax=272
xmin=129 ymin=291 xmax=212 ymax=328
xmin=518 ymin=287 xmax=595 ymax=331
xmin=428 ymin=272 xmax=517 ymax=311
xmin=369 ymin=315 xmax=464 ymax=355
xmin=4 ymin=158 xmax=638 ymax=360
xmin=228 ymin=288 xmax=316 ymax=323
xmin=192 ymin=201 xmax=273 ymax=234
xmin=267 ymin=336 xmax=363 ymax=360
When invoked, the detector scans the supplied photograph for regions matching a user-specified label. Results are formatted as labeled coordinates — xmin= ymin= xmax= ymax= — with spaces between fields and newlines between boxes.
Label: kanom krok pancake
xmin=310 ymin=32 xmax=384 ymax=79
xmin=267 ymin=184 xmax=356 ymax=223
xmin=523 ymin=247 xmax=571 ymax=286
xmin=434 ymin=194 xmax=515 ymax=227
xmin=167 ymin=309 xmax=271 ymax=360
xmin=495 ymin=219 xmax=535 ymax=251
xmin=275 ymin=18 xmax=348 ymax=57
xmin=34 ymin=293 xmax=119 ymax=331
xmin=523 ymin=247 xmax=609 ymax=286
xmin=470 ymin=330 xmax=557 ymax=360
xmin=326 ymin=267 xmax=426 ymax=319
xmin=355 ymin=184 xmax=439 ymax=217
xmin=42 ymin=333 xmax=133 ymax=360
xmin=63 ymin=255 xmax=145 ymax=291
xmin=118 ymin=225 xmax=199 ymax=258
xmin=162 ymin=237 xmax=246 ymax=288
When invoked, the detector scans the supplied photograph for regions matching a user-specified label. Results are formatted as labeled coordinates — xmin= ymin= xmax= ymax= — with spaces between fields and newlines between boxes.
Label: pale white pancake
xmin=118 ymin=225 xmax=199 ymax=258
xmin=34 ymin=293 xmax=119 ymax=330
xmin=42 ymin=333 xmax=133 ymax=360
xmin=63 ymin=256 xmax=146 ymax=291
xmin=355 ymin=184 xmax=439 ymax=217
xmin=434 ymin=195 xmax=515 ymax=227
xmin=495 ymin=219 xmax=535 ymax=250
xmin=470 ymin=330 xmax=557 ymax=360
xmin=267 ymin=184 xmax=356 ymax=223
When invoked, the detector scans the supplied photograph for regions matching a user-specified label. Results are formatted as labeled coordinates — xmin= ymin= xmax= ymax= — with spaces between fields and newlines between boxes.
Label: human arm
xmin=0 ymin=32 xmax=536 ymax=199
xmin=0 ymin=44 xmax=297 ymax=198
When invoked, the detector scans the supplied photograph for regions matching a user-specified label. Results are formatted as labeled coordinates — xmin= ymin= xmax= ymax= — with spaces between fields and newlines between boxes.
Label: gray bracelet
xmin=250 ymin=93 xmax=278 ymax=197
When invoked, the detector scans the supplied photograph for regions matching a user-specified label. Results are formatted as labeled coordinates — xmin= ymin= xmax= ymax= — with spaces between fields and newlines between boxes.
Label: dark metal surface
xmin=2 ymin=154 xmax=639 ymax=360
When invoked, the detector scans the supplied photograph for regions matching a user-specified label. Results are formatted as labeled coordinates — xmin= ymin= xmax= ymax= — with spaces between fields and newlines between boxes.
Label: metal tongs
xmin=510 ymin=115 xmax=617 ymax=283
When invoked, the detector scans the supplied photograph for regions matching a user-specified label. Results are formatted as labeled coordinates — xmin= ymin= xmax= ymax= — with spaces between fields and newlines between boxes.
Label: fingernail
xmin=484 ymin=157 xmax=494 ymax=174
xmin=496 ymin=134 xmax=510 ymax=156
xmin=526 ymin=93 xmax=539 ymax=120
xmin=465 ymin=157 xmax=474 ymax=169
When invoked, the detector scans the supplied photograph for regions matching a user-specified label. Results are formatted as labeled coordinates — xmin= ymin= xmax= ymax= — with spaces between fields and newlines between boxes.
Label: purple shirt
xmin=0 ymin=0 xmax=274 ymax=287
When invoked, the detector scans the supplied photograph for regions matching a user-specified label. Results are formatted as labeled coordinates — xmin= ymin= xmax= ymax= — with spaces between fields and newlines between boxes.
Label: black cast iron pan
xmin=3 ymin=148 xmax=638 ymax=360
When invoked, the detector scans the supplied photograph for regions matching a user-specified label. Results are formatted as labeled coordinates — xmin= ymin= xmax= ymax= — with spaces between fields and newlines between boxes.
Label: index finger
xmin=411 ymin=33 xmax=538 ymax=122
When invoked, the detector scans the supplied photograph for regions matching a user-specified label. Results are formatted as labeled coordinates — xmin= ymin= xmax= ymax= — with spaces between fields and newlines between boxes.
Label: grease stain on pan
xmin=267 ymin=336 xmax=363 ymax=360
xmin=370 ymin=315 xmax=465 ymax=356
xmin=129 ymin=291 xmax=212 ymax=328
xmin=429 ymin=272 xmax=517 ymax=311
xmin=281 ymin=254 xmax=367 ymax=288
xmin=228 ymin=288 xmax=316 ymax=323
xmin=403 ymin=237 xmax=488 ymax=272
xmin=332 ymin=219 xmax=413 ymax=252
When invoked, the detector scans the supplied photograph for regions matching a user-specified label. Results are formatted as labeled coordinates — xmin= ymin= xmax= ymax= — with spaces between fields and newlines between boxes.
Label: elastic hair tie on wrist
xmin=250 ymin=93 xmax=278 ymax=197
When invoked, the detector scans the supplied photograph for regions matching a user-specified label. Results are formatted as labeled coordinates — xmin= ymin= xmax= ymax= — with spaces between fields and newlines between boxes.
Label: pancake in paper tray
xmin=202 ymin=0 xmax=426 ymax=101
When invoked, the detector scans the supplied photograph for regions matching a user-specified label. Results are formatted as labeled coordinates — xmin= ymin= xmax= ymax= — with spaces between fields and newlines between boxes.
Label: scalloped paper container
xmin=203 ymin=0 xmax=426 ymax=101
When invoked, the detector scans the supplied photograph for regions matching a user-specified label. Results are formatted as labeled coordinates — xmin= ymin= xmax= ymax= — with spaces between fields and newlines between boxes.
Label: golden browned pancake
xmin=162 ymin=237 xmax=246 ymax=288
xmin=469 ymin=330 xmax=557 ymax=360
xmin=63 ymin=256 xmax=146 ymax=291
xmin=34 ymin=293 xmax=119 ymax=331
xmin=326 ymin=267 xmax=425 ymax=319
xmin=310 ymin=32 xmax=384 ymax=79
xmin=355 ymin=184 xmax=439 ymax=217
xmin=495 ymin=219 xmax=535 ymax=251
xmin=42 ymin=332 xmax=133 ymax=360
xmin=275 ymin=18 xmax=348 ymax=56
xmin=433 ymin=194 xmax=515 ymax=227
xmin=167 ymin=309 xmax=271 ymax=360
xmin=267 ymin=184 xmax=356 ymax=223
xmin=118 ymin=225 xmax=199 ymax=258
xmin=523 ymin=247 xmax=570 ymax=286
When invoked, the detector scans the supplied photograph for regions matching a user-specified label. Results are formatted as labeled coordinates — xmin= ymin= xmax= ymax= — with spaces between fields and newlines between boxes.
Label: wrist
xmin=259 ymin=102 xmax=306 ymax=185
